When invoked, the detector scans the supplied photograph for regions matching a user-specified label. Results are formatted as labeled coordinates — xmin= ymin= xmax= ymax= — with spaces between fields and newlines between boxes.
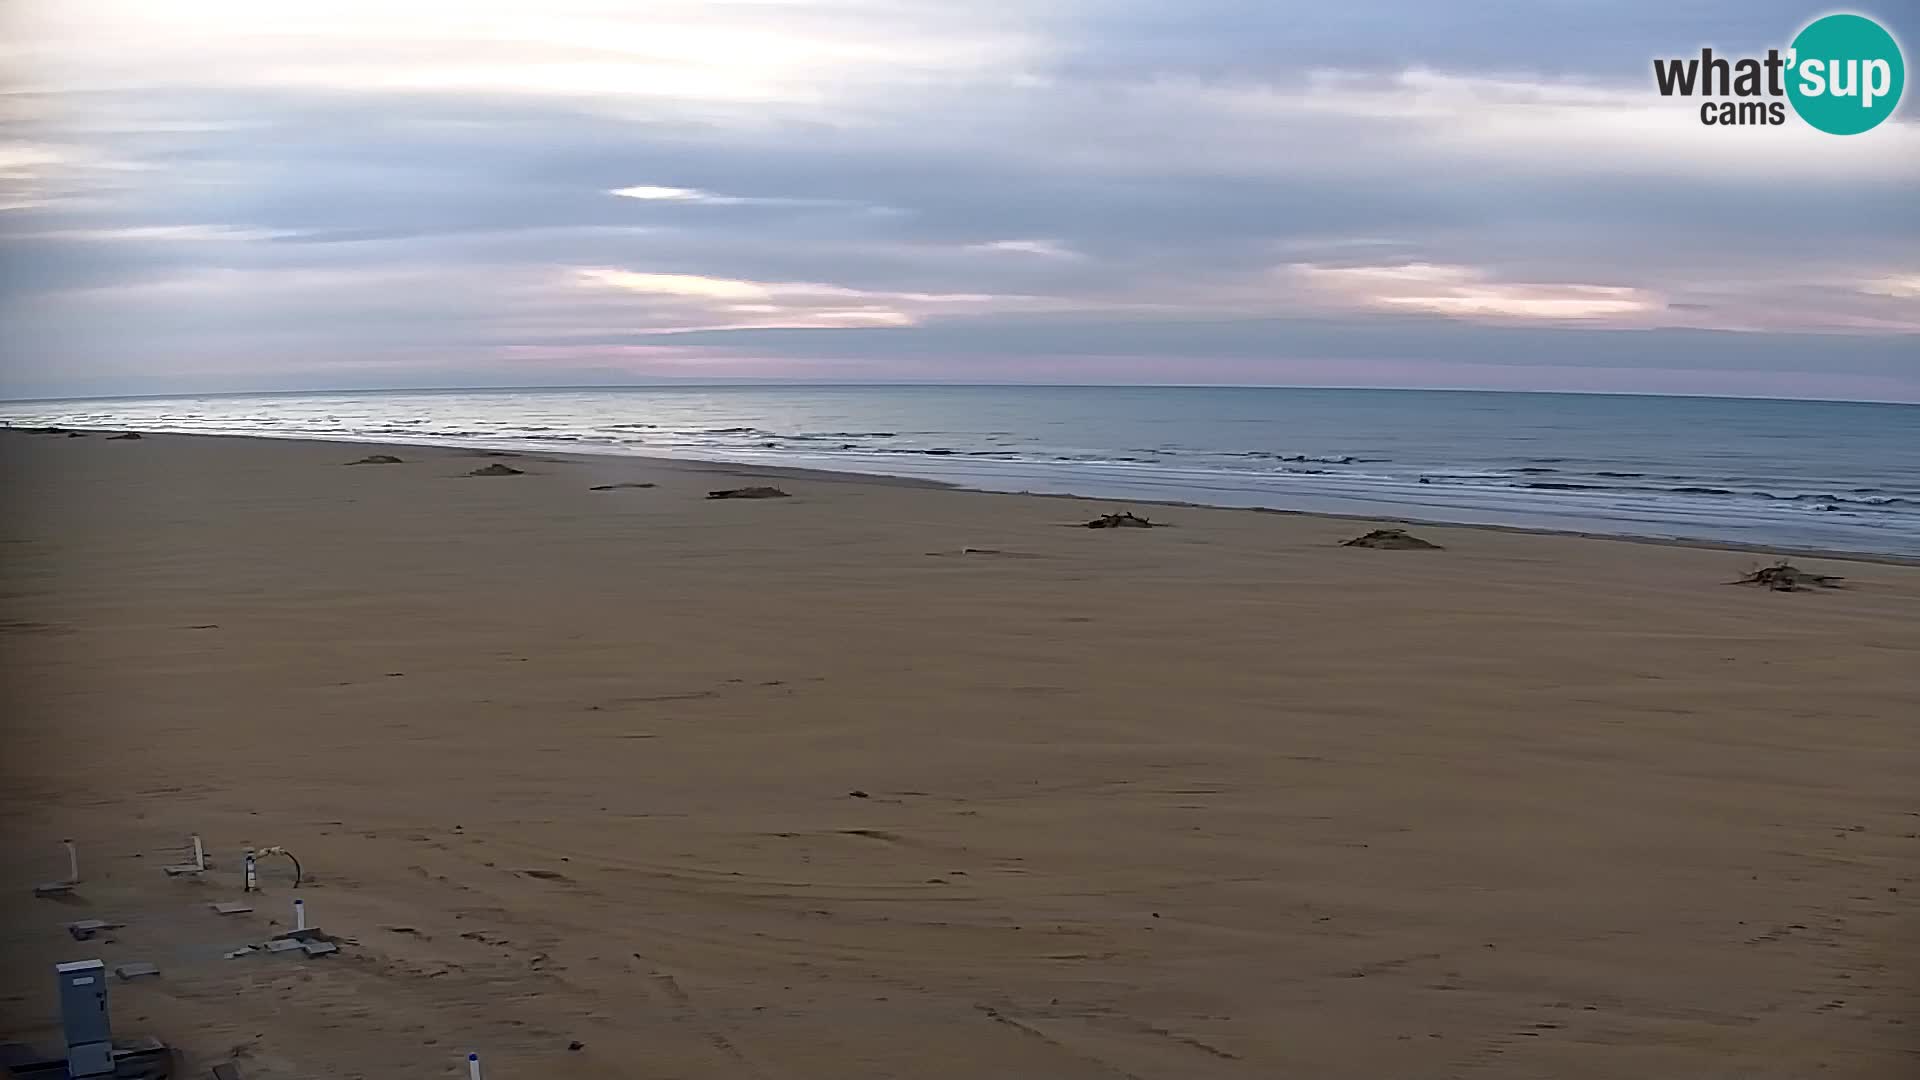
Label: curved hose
xmin=257 ymin=846 xmax=304 ymax=887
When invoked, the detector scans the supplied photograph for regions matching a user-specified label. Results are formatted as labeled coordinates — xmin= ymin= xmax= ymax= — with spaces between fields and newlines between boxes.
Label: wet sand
xmin=2 ymin=429 xmax=1916 ymax=1078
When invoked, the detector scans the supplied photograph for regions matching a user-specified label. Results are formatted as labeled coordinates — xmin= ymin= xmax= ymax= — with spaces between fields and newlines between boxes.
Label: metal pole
xmin=65 ymin=840 xmax=79 ymax=884
xmin=192 ymin=835 xmax=206 ymax=871
xmin=468 ymin=1052 xmax=483 ymax=1079
xmin=244 ymin=849 xmax=257 ymax=893
xmin=294 ymin=897 xmax=306 ymax=932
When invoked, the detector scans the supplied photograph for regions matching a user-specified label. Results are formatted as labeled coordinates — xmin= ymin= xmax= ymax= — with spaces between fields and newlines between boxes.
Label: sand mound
xmin=347 ymin=454 xmax=403 ymax=465
xmin=1082 ymin=511 xmax=1159 ymax=529
xmin=107 ymin=432 xmax=144 ymax=440
xmin=1342 ymin=528 xmax=1443 ymax=549
xmin=1730 ymin=561 xmax=1844 ymax=591
xmin=708 ymin=486 xmax=790 ymax=499
xmin=469 ymin=463 xmax=525 ymax=476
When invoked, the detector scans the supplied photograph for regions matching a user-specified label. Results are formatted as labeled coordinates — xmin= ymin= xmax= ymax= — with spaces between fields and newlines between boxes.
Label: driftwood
xmin=708 ymin=486 xmax=790 ymax=499
xmin=1082 ymin=511 xmax=1158 ymax=529
xmin=106 ymin=432 xmax=143 ymax=440
xmin=1342 ymin=528 xmax=1443 ymax=550
xmin=1729 ymin=561 xmax=1844 ymax=592
xmin=469 ymin=463 xmax=524 ymax=476
xmin=347 ymin=454 xmax=403 ymax=465
xmin=589 ymin=482 xmax=657 ymax=491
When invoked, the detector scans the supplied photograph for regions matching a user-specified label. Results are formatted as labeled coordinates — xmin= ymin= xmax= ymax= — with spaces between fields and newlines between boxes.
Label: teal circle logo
xmin=1787 ymin=14 xmax=1905 ymax=135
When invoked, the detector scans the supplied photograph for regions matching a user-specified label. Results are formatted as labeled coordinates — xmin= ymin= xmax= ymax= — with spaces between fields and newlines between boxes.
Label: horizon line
xmin=4 ymin=380 xmax=1919 ymax=408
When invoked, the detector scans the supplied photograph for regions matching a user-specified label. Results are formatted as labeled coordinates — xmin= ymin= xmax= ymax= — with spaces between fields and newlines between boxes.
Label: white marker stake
xmin=468 ymin=1052 xmax=483 ymax=1079
xmin=294 ymin=897 xmax=306 ymax=932
xmin=192 ymin=835 xmax=206 ymax=871
xmin=64 ymin=840 xmax=79 ymax=884
xmin=244 ymin=849 xmax=258 ymax=893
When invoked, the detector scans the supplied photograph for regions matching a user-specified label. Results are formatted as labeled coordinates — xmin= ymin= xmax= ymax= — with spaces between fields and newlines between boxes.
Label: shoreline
xmin=15 ymin=423 xmax=1920 ymax=567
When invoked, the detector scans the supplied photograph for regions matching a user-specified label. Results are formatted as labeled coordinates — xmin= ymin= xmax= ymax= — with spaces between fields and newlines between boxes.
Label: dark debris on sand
xmin=347 ymin=454 xmax=403 ymax=465
xmin=1342 ymin=528 xmax=1443 ymax=550
xmin=1730 ymin=561 xmax=1844 ymax=592
xmin=1082 ymin=511 xmax=1159 ymax=529
xmin=708 ymin=486 xmax=790 ymax=499
xmin=470 ymin=463 xmax=525 ymax=476
xmin=590 ymin=482 xmax=657 ymax=491
xmin=106 ymin=432 xmax=143 ymax=440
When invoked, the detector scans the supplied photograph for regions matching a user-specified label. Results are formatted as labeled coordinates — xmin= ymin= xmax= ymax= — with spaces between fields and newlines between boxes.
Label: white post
xmin=468 ymin=1052 xmax=483 ymax=1079
xmin=244 ymin=849 xmax=257 ymax=893
xmin=294 ymin=897 xmax=306 ymax=932
xmin=192 ymin=835 xmax=206 ymax=871
xmin=64 ymin=840 xmax=79 ymax=884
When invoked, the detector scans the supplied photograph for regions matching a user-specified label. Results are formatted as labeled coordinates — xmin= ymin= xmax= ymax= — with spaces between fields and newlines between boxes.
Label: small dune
xmin=1730 ymin=561 xmax=1843 ymax=592
xmin=469 ymin=463 xmax=525 ymax=476
xmin=1082 ymin=511 xmax=1159 ymax=529
xmin=347 ymin=454 xmax=403 ymax=465
xmin=707 ymin=486 xmax=790 ymax=499
xmin=1342 ymin=528 xmax=1443 ymax=549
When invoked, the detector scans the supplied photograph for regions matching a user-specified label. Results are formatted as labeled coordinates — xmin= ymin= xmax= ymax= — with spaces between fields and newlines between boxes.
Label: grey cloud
xmin=4 ymin=3 xmax=1918 ymax=400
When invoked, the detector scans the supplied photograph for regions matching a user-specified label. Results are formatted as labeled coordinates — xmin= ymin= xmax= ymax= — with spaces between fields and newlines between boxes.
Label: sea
xmin=6 ymin=385 xmax=1918 ymax=556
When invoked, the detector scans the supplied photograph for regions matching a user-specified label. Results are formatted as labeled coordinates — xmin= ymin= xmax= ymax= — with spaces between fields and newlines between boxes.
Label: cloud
xmin=609 ymin=185 xmax=715 ymax=202
xmin=966 ymin=239 xmax=1080 ymax=258
xmin=568 ymin=266 xmax=1024 ymax=331
xmin=3 ymin=0 xmax=1918 ymax=400
xmin=1861 ymin=273 xmax=1920 ymax=300
xmin=577 ymin=269 xmax=771 ymax=300
xmin=1290 ymin=262 xmax=1663 ymax=321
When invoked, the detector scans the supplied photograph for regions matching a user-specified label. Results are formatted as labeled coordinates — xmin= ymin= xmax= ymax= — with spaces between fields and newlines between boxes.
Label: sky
xmin=2 ymin=1 xmax=1917 ymax=402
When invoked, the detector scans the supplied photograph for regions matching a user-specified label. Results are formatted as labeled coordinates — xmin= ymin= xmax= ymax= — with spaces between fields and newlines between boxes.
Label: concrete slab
xmin=263 ymin=938 xmax=303 ymax=954
xmin=301 ymin=941 xmax=339 ymax=958
xmin=210 ymin=902 xmax=253 ymax=915
xmin=113 ymin=962 xmax=159 ymax=980
xmin=65 ymin=919 xmax=120 ymax=940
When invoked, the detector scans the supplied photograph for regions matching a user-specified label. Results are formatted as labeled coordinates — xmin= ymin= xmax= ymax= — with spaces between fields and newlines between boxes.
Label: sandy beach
xmin=2 ymin=427 xmax=1916 ymax=1078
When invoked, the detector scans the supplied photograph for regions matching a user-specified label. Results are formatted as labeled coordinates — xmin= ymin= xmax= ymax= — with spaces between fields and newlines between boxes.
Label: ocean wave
xmin=1756 ymin=492 xmax=1919 ymax=507
xmin=1234 ymin=452 xmax=1380 ymax=464
xmin=1479 ymin=480 xmax=1916 ymax=508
